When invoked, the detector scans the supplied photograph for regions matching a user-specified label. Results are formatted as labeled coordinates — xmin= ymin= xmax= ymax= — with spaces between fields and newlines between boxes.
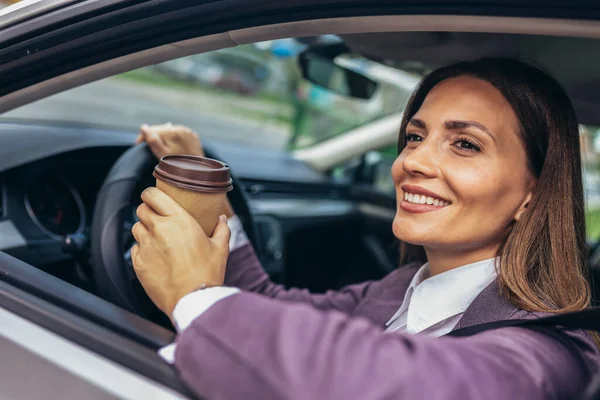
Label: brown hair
xmin=398 ymin=57 xmax=590 ymax=313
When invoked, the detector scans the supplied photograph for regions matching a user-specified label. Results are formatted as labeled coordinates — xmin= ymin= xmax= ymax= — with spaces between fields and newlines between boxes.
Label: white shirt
xmin=384 ymin=257 xmax=498 ymax=336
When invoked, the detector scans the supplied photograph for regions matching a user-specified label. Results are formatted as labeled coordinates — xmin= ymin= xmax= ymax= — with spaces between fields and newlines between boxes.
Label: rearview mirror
xmin=299 ymin=50 xmax=378 ymax=100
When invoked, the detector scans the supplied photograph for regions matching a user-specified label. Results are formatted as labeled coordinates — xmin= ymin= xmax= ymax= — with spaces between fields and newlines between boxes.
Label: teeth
xmin=403 ymin=192 xmax=448 ymax=207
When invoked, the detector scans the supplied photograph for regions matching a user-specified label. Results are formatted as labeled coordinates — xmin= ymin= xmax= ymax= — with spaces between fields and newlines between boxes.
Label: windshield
xmin=1 ymin=39 xmax=415 ymax=151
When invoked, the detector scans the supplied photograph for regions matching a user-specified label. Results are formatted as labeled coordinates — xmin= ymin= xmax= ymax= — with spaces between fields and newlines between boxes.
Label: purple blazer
xmin=173 ymin=244 xmax=600 ymax=399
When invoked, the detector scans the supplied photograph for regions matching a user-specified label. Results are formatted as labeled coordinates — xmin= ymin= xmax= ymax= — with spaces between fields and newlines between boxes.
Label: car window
xmin=1 ymin=39 xmax=413 ymax=151
xmin=583 ymin=125 xmax=600 ymax=240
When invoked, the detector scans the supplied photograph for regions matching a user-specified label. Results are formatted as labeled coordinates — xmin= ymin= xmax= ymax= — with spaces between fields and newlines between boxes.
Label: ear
xmin=514 ymin=191 xmax=534 ymax=222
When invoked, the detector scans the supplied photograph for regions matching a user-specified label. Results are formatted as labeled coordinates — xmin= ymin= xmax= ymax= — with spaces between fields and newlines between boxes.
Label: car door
xmin=4 ymin=1 xmax=600 ymax=399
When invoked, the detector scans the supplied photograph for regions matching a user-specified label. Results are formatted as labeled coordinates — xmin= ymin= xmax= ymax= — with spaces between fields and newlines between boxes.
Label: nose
xmin=400 ymin=140 xmax=438 ymax=178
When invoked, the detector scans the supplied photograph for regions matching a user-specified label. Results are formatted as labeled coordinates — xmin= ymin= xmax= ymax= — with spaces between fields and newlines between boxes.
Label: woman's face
xmin=392 ymin=76 xmax=536 ymax=256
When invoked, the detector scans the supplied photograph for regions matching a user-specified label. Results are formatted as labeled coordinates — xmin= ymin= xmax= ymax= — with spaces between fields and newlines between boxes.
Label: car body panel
xmin=1 ymin=307 xmax=184 ymax=400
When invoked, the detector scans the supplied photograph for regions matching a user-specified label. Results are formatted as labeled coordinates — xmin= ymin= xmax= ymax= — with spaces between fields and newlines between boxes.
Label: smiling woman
xmin=395 ymin=58 xmax=590 ymax=313
xmin=130 ymin=57 xmax=600 ymax=400
xmin=394 ymin=74 xmax=536 ymax=272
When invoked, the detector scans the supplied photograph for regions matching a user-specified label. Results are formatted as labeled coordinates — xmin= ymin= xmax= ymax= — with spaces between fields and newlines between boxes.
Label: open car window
xmin=1 ymin=39 xmax=412 ymax=151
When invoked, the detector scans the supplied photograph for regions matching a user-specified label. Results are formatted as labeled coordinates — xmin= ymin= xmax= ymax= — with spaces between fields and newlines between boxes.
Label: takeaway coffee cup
xmin=153 ymin=155 xmax=233 ymax=236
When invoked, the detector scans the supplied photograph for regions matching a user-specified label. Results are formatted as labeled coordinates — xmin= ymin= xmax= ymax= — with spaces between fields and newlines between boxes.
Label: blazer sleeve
xmin=224 ymin=243 xmax=403 ymax=314
xmin=174 ymin=292 xmax=600 ymax=400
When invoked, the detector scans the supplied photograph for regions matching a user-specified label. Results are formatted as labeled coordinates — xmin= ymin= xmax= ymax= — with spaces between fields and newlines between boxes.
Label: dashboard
xmin=1 ymin=146 xmax=134 ymax=267
xmin=0 ymin=121 xmax=329 ymax=247
xmin=25 ymin=175 xmax=85 ymax=239
xmin=5 ymin=149 xmax=122 ymax=239
xmin=0 ymin=121 xmax=394 ymax=295
xmin=0 ymin=122 xmax=357 ymax=271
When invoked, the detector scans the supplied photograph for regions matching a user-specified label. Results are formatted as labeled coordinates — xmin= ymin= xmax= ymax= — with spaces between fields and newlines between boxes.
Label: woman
xmin=132 ymin=57 xmax=600 ymax=399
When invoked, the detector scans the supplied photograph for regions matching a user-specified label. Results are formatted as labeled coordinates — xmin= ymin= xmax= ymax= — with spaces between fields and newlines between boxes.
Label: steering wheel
xmin=91 ymin=143 xmax=258 ymax=319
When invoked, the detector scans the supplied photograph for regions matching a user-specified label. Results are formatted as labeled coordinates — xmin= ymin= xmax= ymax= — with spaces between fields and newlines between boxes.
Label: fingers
xmin=135 ymin=133 xmax=144 ymax=144
xmin=131 ymin=243 xmax=140 ymax=259
xmin=140 ymin=124 xmax=165 ymax=144
xmin=136 ymin=203 xmax=161 ymax=231
xmin=211 ymin=214 xmax=231 ymax=252
xmin=131 ymin=221 xmax=150 ymax=245
xmin=140 ymin=187 xmax=185 ymax=217
xmin=138 ymin=123 xmax=204 ymax=158
xmin=140 ymin=124 xmax=169 ymax=158
xmin=130 ymin=243 xmax=142 ymax=272
xmin=171 ymin=125 xmax=197 ymax=141
xmin=129 ymin=242 xmax=147 ymax=276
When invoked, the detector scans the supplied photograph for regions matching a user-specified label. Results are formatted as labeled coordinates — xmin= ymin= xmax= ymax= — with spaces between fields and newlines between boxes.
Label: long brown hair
xmin=398 ymin=58 xmax=591 ymax=313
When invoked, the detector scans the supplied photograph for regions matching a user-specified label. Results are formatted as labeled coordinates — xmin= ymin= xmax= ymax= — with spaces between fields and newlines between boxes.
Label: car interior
xmin=4 ymin=17 xmax=600 ymax=393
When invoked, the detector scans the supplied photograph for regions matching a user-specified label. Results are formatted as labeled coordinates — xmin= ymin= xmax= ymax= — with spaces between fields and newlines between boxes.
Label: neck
xmin=424 ymin=245 xmax=498 ymax=276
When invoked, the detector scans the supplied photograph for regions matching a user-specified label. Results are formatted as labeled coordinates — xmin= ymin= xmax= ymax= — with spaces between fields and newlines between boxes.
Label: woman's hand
xmin=136 ymin=123 xmax=205 ymax=159
xmin=131 ymin=187 xmax=231 ymax=317
xmin=137 ymin=122 xmax=236 ymax=217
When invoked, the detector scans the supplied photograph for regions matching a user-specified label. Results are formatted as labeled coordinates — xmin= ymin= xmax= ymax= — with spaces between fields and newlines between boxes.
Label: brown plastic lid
xmin=153 ymin=155 xmax=233 ymax=193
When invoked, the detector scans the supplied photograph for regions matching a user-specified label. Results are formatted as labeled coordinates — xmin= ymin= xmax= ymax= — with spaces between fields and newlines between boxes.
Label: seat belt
xmin=447 ymin=307 xmax=600 ymax=337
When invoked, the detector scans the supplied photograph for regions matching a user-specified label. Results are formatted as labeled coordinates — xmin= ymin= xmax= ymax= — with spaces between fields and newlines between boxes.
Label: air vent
xmin=242 ymin=179 xmax=346 ymax=198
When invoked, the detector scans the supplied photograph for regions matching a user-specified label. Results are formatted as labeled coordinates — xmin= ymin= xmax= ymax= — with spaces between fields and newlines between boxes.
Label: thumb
xmin=211 ymin=215 xmax=231 ymax=251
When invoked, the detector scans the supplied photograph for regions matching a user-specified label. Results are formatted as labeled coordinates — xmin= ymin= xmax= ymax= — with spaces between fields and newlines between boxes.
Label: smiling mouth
xmin=403 ymin=192 xmax=450 ymax=207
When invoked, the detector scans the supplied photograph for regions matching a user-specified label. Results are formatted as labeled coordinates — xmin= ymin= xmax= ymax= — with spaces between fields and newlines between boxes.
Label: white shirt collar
xmin=385 ymin=257 xmax=498 ymax=333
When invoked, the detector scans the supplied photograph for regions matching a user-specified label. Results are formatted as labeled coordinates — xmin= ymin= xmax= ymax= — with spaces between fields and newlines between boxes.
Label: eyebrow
xmin=408 ymin=118 xmax=495 ymax=141
xmin=408 ymin=118 xmax=427 ymax=130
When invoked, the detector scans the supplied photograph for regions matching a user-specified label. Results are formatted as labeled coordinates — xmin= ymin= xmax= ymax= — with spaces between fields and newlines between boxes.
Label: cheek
xmin=446 ymin=167 xmax=491 ymax=204
xmin=447 ymin=163 xmax=523 ymax=223
xmin=391 ymin=154 xmax=405 ymax=184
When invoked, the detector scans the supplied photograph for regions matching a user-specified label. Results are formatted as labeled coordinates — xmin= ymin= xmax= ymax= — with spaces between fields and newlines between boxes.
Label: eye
xmin=405 ymin=133 xmax=423 ymax=143
xmin=452 ymin=136 xmax=481 ymax=152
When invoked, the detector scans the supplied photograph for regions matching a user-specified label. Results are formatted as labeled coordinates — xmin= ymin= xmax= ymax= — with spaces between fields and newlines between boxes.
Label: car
xmin=3 ymin=1 xmax=600 ymax=399
xmin=152 ymin=47 xmax=281 ymax=96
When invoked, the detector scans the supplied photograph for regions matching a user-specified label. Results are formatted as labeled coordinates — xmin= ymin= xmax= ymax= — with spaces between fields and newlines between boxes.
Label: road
xmin=3 ymin=77 xmax=292 ymax=151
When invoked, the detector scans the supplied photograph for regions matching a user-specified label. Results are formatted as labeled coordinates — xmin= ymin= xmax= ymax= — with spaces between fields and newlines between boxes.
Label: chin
xmin=393 ymin=215 xmax=418 ymax=243
xmin=392 ymin=214 xmax=435 ymax=246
